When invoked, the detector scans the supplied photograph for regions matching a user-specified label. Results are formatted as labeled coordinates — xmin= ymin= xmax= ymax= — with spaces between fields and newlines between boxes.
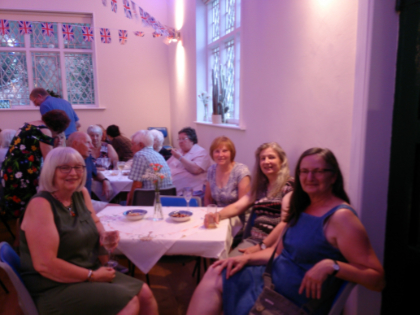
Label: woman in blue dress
xmin=188 ymin=148 xmax=385 ymax=315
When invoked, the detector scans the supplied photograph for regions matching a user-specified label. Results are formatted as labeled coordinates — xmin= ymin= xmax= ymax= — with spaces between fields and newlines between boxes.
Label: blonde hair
xmin=38 ymin=147 xmax=86 ymax=193
xmin=250 ymin=142 xmax=290 ymax=203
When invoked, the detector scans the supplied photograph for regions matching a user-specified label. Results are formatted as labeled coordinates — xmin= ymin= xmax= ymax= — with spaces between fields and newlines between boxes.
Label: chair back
xmin=160 ymin=196 xmax=202 ymax=207
xmin=132 ymin=186 xmax=177 ymax=206
xmin=0 ymin=242 xmax=39 ymax=315
xmin=327 ymin=281 xmax=356 ymax=315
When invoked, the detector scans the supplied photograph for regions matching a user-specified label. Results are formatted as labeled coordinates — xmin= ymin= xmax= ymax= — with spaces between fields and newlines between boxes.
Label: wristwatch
xmin=259 ymin=241 xmax=267 ymax=250
xmin=331 ymin=260 xmax=340 ymax=277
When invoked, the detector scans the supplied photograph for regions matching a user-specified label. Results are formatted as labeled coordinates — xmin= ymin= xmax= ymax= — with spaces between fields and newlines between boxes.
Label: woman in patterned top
xmin=204 ymin=142 xmax=293 ymax=256
xmin=204 ymin=136 xmax=251 ymax=207
xmin=87 ymin=125 xmax=118 ymax=170
xmin=1 ymin=110 xmax=70 ymax=219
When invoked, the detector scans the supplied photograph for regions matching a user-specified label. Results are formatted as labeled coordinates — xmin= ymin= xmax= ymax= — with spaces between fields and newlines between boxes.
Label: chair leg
xmin=0 ymin=279 xmax=9 ymax=294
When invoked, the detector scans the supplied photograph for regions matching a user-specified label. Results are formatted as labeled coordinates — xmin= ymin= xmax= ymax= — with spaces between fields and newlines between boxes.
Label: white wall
xmin=0 ymin=0 xmax=172 ymax=139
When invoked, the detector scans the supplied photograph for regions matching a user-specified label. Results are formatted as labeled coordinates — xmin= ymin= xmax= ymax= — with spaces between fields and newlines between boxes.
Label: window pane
xmin=0 ymin=21 xmax=25 ymax=48
xmin=64 ymin=23 xmax=92 ymax=50
xmin=65 ymin=53 xmax=95 ymax=104
xmin=32 ymin=52 xmax=63 ymax=96
xmin=30 ymin=22 xmax=59 ymax=48
xmin=225 ymin=40 xmax=234 ymax=119
xmin=225 ymin=0 xmax=235 ymax=34
xmin=212 ymin=0 xmax=220 ymax=42
xmin=212 ymin=47 xmax=220 ymax=83
xmin=0 ymin=52 xmax=30 ymax=106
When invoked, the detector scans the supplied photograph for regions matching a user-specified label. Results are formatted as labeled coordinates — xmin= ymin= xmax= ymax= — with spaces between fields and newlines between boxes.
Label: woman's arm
xmin=237 ymin=175 xmax=251 ymax=200
xmin=299 ymin=208 xmax=385 ymax=299
xmin=21 ymin=196 xmax=115 ymax=283
xmin=170 ymin=148 xmax=205 ymax=175
xmin=107 ymin=144 xmax=119 ymax=167
xmin=204 ymin=182 xmax=214 ymax=206
xmin=39 ymin=128 xmax=53 ymax=159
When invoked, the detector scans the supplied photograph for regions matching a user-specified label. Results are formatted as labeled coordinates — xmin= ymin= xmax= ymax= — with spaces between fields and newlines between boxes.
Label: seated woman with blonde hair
xmin=20 ymin=147 xmax=158 ymax=315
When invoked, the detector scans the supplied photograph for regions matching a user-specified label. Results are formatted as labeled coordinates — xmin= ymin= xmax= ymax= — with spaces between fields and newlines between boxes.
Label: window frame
xmin=0 ymin=10 xmax=99 ymax=110
xmin=199 ymin=0 xmax=241 ymax=125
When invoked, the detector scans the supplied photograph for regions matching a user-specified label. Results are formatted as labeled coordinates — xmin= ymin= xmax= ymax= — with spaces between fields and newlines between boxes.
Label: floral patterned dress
xmin=1 ymin=123 xmax=53 ymax=218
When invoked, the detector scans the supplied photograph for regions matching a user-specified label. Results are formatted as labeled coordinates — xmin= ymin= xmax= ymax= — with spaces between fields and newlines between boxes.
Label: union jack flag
xmin=41 ymin=22 xmax=54 ymax=37
xmin=123 ymin=0 xmax=132 ymax=19
xmin=142 ymin=12 xmax=150 ymax=26
xmin=119 ymin=30 xmax=128 ymax=44
xmin=152 ymin=32 xmax=162 ymax=38
xmin=133 ymin=31 xmax=144 ymax=37
xmin=19 ymin=21 xmax=33 ymax=35
xmin=62 ymin=24 xmax=74 ymax=41
xmin=131 ymin=1 xmax=139 ymax=20
xmin=138 ymin=6 xmax=144 ymax=19
xmin=111 ymin=0 xmax=117 ymax=13
xmin=81 ymin=26 xmax=94 ymax=42
xmin=0 ymin=20 xmax=10 ymax=35
xmin=100 ymin=28 xmax=111 ymax=44
xmin=148 ymin=16 xmax=156 ymax=26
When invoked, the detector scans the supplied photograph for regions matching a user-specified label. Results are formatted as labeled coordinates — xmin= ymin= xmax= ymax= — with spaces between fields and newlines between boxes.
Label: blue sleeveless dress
xmin=222 ymin=204 xmax=357 ymax=315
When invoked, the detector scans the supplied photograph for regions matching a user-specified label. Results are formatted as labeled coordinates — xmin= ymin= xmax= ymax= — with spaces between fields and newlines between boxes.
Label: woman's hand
xmin=298 ymin=259 xmax=334 ymax=299
xmin=170 ymin=148 xmax=182 ymax=160
xmin=93 ymin=267 xmax=116 ymax=282
xmin=239 ymin=244 xmax=261 ymax=255
xmin=204 ymin=212 xmax=220 ymax=228
xmin=211 ymin=255 xmax=249 ymax=279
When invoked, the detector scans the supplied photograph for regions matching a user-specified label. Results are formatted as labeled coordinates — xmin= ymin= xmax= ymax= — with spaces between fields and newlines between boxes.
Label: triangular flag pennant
xmin=134 ymin=31 xmax=145 ymax=37
xmin=62 ymin=24 xmax=74 ymax=41
xmin=41 ymin=22 xmax=54 ymax=37
xmin=123 ymin=0 xmax=132 ymax=19
xmin=111 ymin=0 xmax=118 ymax=13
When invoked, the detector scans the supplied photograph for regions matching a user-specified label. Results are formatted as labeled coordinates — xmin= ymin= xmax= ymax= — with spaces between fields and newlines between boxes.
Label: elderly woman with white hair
xmin=20 ymin=147 xmax=158 ymax=315
xmin=148 ymin=129 xmax=172 ymax=161
xmin=126 ymin=130 xmax=173 ymax=205
xmin=87 ymin=125 xmax=118 ymax=170
xmin=0 ymin=129 xmax=16 ymax=164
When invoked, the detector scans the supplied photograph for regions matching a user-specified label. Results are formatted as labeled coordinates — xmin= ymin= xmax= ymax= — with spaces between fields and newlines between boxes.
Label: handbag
xmin=248 ymin=246 xmax=310 ymax=315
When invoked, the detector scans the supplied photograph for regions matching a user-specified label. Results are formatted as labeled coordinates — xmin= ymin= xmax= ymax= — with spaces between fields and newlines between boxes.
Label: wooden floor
xmin=0 ymin=218 xmax=199 ymax=315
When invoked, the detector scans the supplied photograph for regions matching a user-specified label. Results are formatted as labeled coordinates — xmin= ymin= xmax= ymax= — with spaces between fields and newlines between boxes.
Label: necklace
xmin=52 ymin=192 xmax=75 ymax=217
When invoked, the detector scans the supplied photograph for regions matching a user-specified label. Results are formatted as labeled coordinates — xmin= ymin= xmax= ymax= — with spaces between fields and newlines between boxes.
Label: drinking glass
xmin=96 ymin=158 xmax=105 ymax=170
xmin=100 ymin=230 xmax=119 ymax=268
xmin=206 ymin=204 xmax=218 ymax=229
xmin=183 ymin=187 xmax=193 ymax=211
xmin=102 ymin=158 xmax=111 ymax=170
xmin=117 ymin=161 xmax=125 ymax=175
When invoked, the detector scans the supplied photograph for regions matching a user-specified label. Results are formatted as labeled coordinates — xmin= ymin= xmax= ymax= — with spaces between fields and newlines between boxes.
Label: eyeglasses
xmin=299 ymin=169 xmax=334 ymax=177
xmin=56 ymin=165 xmax=86 ymax=174
xmin=177 ymin=137 xmax=190 ymax=142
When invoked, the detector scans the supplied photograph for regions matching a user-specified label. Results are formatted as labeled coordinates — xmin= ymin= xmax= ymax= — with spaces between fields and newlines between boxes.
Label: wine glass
xmin=117 ymin=161 xmax=125 ymax=176
xmin=102 ymin=158 xmax=111 ymax=170
xmin=183 ymin=187 xmax=193 ymax=212
xmin=100 ymin=230 xmax=119 ymax=268
xmin=96 ymin=158 xmax=105 ymax=171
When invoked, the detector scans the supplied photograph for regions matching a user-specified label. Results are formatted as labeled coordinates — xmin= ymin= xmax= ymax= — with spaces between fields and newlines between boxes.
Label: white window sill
xmin=194 ymin=121 xmax=246 ymax=130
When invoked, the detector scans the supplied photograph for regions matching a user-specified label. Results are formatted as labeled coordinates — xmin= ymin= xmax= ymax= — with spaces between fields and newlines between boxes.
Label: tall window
xmin=205 ymin=0 xmax=240 ymax=123
xmin=0 ymin=11 xmax=96 ymax=108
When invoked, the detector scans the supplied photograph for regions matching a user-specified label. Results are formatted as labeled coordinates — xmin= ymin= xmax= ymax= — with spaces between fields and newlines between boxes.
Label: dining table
xmin=97 ymin=205 xmax=242 ymax=274
xmin=92 ymin=170 xmax=132 ymax=202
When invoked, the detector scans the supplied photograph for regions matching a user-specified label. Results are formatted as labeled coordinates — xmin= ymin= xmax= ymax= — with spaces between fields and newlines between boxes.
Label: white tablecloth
xmin=97 ymin=206 xmax=239 ymax=274
xmin=92 ymin=171 xmax=132 ymax=201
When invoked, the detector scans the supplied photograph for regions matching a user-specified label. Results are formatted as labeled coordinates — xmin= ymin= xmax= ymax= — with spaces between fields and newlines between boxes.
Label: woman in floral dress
xmin=1 ymin=110 xmax=69 ymax=219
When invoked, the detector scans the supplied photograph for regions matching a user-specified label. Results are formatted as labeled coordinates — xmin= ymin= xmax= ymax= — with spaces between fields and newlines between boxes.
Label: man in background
xmin=30 ymin=88 xmax=80 ymax=138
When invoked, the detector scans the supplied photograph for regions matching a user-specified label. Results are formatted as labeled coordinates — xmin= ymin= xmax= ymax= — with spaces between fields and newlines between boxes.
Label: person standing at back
xmin=30 ymin=88 xmax=80 ymax=138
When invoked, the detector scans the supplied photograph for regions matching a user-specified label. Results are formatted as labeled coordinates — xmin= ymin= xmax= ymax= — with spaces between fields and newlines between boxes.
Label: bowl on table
xmin=123 ymin=209 xmax=147 ymax=221
xmin=168 ymin=210 xmax=193 ymax=222
xmin=122 ymin=170 xmax=130 ymax=176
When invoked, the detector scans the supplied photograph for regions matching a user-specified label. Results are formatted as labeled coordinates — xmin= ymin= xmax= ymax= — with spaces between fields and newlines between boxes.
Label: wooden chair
xmin=132 ymin=186 xmax=177 ymax=206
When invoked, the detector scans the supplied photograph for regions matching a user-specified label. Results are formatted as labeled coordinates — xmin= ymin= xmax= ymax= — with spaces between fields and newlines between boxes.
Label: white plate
xmin=123 ymin=209 xmax=147 ymax=221
xmin=168 ymin=210 xmax=193 ymax=222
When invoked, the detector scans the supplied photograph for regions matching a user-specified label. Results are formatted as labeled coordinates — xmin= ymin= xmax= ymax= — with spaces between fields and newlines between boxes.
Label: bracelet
xmin=87 ymin=269 xmax=93 ymax=282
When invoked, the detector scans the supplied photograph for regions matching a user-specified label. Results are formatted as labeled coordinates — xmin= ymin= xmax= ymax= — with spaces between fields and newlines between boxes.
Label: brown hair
xmin=30 ymin=88 xmax=49 ymax=98
xmin=209 ymin=136 xmax=236 ymax=162
xmin=288 ymin=148 xmax=350 ymax=224
xmin=42 ymin=110 xmax=70 ymax=134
